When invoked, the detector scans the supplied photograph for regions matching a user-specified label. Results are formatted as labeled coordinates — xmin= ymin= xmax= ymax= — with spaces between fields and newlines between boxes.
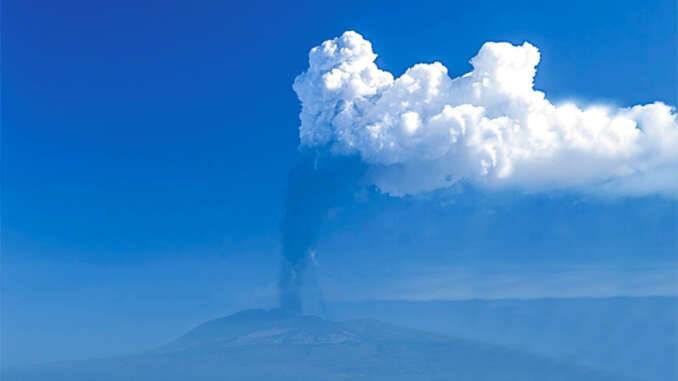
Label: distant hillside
xmin=334 ymin=296 xmax=678 ymax=381
xmin=3 ymin=308 xmax=629 ymax=381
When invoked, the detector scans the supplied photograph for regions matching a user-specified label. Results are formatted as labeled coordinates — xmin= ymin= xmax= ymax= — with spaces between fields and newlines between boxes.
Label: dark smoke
xmin=279 ymin=152 xmax=363 ymax=313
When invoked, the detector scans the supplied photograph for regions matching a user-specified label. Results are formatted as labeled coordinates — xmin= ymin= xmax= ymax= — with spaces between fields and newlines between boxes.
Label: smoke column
xmin=280 ymin=30 xmax=678 ymax=311
xmin=279 ymin=153 xmax=363 ymax=313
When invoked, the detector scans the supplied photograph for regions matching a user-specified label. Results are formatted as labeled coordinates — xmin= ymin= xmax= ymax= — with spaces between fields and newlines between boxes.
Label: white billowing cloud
xmin=293 ymin=31 xmax=678 ymax=196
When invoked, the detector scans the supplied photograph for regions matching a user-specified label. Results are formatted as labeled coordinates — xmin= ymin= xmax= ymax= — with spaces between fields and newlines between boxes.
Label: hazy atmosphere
xmin=2 ymin=1 xmax=677 ymax=380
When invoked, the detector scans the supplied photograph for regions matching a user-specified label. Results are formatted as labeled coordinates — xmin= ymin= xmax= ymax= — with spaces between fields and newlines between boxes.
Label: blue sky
xmin=2 ymin=0 xmax=677 ymax=367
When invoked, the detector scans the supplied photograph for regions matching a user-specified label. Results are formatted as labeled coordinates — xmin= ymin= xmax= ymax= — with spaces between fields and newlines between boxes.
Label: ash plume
xmin=279 ymin=30 xmax=678 ymax=312
xmin=279 ymin=153 xmax=362 ymax=313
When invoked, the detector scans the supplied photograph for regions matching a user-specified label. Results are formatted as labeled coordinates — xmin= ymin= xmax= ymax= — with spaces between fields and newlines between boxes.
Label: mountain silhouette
xmin=3 ymin=308 xmax=631 ymax=381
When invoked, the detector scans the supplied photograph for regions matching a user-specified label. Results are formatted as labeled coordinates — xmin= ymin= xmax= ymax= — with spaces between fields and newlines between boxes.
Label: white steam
xmin=293 ymin=31 xmax=678 ymax=197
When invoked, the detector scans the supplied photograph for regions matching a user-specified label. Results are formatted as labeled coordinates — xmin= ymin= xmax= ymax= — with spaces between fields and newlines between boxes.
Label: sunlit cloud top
xmin=293 ymin=31 xmax=678 ymax=197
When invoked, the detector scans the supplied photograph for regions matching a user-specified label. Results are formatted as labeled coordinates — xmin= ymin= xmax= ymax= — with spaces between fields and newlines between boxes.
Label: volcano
xmin=3 ymin=309 xmax=630 ymax=381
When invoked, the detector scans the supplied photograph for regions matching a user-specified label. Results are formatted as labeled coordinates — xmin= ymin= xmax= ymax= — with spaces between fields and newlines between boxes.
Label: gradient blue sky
xmin=2 ymin=0 xmax=677 ymax=367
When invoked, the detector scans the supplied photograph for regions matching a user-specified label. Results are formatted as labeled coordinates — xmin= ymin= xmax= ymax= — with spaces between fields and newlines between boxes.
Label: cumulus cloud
xmin=293 ymin=31 xmax=678 ymax=196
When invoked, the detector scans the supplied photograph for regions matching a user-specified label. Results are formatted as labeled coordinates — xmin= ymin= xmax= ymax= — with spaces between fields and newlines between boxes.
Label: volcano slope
xmin=3 ymin=309 xmax=631 ymax=381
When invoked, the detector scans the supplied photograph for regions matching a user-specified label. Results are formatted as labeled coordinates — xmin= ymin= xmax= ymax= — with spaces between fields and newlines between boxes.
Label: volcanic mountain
xmin=3 ymin=308 xmax=630 ymax=381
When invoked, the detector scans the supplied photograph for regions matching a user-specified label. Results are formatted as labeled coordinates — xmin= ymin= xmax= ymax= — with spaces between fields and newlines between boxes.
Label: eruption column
xmin=279 ymin=154 xmax=362 ymax=313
